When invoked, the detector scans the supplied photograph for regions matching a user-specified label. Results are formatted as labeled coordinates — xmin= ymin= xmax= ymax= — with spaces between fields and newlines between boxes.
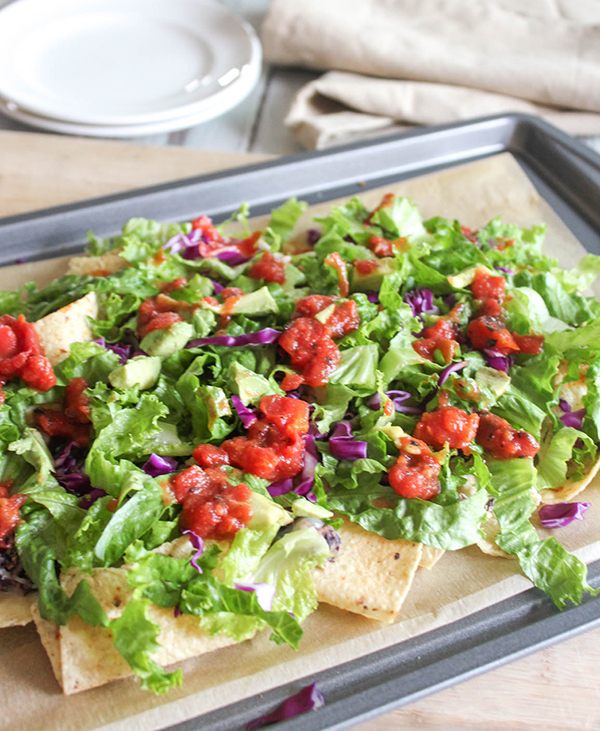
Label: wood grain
xmin=2 ymin=129 xmax=599 ymax=731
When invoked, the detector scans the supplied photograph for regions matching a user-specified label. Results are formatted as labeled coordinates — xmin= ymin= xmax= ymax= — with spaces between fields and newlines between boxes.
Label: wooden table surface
xmin=1 ymin=129 xmax=600 ymax=730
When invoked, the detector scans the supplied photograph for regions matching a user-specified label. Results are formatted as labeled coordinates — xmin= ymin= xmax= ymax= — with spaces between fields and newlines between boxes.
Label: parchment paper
xmin=2 ymin=152 xmax=599 ymax=731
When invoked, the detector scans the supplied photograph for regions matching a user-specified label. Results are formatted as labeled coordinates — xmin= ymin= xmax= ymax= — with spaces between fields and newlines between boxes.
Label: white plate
xmin=0 ymin=0 xmax=261 ymax=126
xmin=0 ymin=55 xmax=261 ymax=137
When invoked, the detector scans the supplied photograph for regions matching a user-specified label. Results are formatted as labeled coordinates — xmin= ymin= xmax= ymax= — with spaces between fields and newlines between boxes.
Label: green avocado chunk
xmin=140 ymin=321 xmax=194 ymax=357
xmin=108 ymin=356 xmax=161 ymax=390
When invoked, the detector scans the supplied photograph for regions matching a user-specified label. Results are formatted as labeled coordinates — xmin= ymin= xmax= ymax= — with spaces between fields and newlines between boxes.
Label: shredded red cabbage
xmin=367 ymin=390 xmax=420 ymax=414
xmin=79 ymin=488 xmax=108 ymax=510
xmin=164 ymin=229 xmax=202 ymax=254
xmin=438 ymin=360 xmax=469 ymax=386
xmin=560 ymin=407 xmax=586 ymax=430
xmin=231 ymin=395 xmax=258 ymax=429
xmin=142 ymin=453 xmax=178 ymax=478
xmin=211 ymin=279 xmax=224 ymax=295
xmin=187 ymin=329 xmax=281 ymax=349
xmin=54 ymin=440 xmax=78 ymax=473
xmin=93 ymin=337 xmax=131 ymax=364
xmin=559 ymin=398 xmax=572 ymax=413
xmin=483 ymin=349 xmax=512 ymax=372
xmin=246 ymin=683 xmax=325 ymax=730
xmin=267 ymin=477 xmax=294 ymax=497
xmin=538 ymin=502 xmax=590 ymax=529
xmin=328 ymin=421 xmax=368 ymax=461
xmin=366 ymin=291 xmax=380 ymax=304
xmin=404 ymin=288 xmax=439 ymax=318
xmin=494 ymin=265 xmax=514 ymax=275
xmin=182 ymin=529 xmax=204 ymax=574
xmin=216 ymin=249 xmax=251 ymax=266
xmin=268 ymin=434 xmax=319 ymax=502
xmin=234 ymin=582 xmax=276 ymax=612
xmin=307 ymin=228 xmax=321 ymax=246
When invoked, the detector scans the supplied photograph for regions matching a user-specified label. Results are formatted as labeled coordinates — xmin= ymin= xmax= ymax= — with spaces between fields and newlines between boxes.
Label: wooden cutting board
xmin=1 ymin=129 xmax=599 ymax=730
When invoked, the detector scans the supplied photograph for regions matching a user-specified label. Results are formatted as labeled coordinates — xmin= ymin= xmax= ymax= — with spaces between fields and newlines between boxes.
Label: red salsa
xmin=36 ymin=377 xmax=91 ymax=447
xmin=220 ymin=395 xmax=309 ymax=482
xmin=0 ymin=480 xmax=26 ymax=549
xmin=412 ymin=318 xmax=459 ymax=364
xmin=171 ymin=465 xmax=253 ymax=540
xmin=248 ymin=252 xmax=286 ymax=284
xmin=0 ymin=314 xmax=56 ymax=400
xmin=476 ymin=411 xmax=540 ymax=460
xmin=280 ymin=296 xmax=360 ymax=387
xmin=414 ymin=406 xmax=480 ymax=452
xmin=389 ymin=437 xmax=441 ymax=500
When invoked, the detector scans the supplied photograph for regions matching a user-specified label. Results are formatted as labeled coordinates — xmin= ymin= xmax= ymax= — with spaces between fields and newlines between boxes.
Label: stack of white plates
xmin=0 ymin=0 xmax=262 ymax=137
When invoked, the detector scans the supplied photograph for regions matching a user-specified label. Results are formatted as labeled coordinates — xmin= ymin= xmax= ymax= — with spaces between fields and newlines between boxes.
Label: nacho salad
xmin=1 ymin=193 xmax=600 ymax=694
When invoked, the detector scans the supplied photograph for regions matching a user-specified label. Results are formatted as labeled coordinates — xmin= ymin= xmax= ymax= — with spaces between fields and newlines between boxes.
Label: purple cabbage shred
xmin=182 ymin=530 xmax=204 ymax=574
xmin=483 ymin=349 xmax=513 ymax=373
xmin=187 ymin=329 xmax=281 ymax=349
xmin=538 ymin=502 xmax=590 ymax=529
xmin=246 ymin=683 xmax=325 ymax=730
xmin=142 ymin=453 xmax=178 ymax=478
xmin=307 ymin=228 xmax=321 ymax=246
xmin=438 ymin=360 xmax=469 ymax=387
xmin=328 ymin=421 xmax=368 ymax=461
xmin=560 ymin=407 xmax=586 ymax=430
xmin=231 ymin=395 xmax=258 ymax=429
xmin=366 ymin=291 xmax=380 ymax=304
xmin=404 ymin=288 xmax=439 ymax=318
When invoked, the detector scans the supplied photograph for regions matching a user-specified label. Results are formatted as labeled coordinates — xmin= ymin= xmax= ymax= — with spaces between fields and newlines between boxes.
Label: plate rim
xmin=0 ymin=0 xmax=262 ymax=126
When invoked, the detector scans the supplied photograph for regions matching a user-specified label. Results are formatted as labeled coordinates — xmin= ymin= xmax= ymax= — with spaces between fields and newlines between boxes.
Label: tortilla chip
xmin=476 ymin=514 xmax=515 ymax=559
xmin=34 ymin=291 xmax=99 ymax=365
xmin=540 ymin=455 xmax=600 ymax=504
xmin=314 ymin=520 xmax=422 ymax=623
xmin=31 ymin=603 xmax=63 ymax=687
xmin=66 ymin=252 xmax=128 ymax=277
xmin=0 ymin=591 xmax=35 ymax=627
xmin=419 ymin=545 xmax=445 ymax=570
xmin=42 ymin=567 xmax=241 ymax=695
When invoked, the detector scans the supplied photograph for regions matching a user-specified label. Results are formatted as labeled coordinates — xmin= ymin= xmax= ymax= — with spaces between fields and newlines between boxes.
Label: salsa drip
xmin=389 ymin=437 xmax=441 ymax=500
xmin=219 ymin=395 xmax=309 ymax=482
xmin=279 ymin=295 xmax=360 ymax=387
xmin=170 ymin=465 xmax=252 ymax=540
xmin=476 ymin=411 xmax=540 ymax=460
xmin=191 ymin=215 xmax=262 ymax=262
xmin=467 ymin=270 xmax=544 ymax=356
xmin=0 ymin=314 xmax=56 ymax=402
xmin=138 ymin=281 xmax=189 ymax=339
xmin=0 ymin=480 xmax=26 ymax=549
xmin=36 ymin=377 xmax=91 ymax=448
xmin=249 ymin=252 xmax=286 ymax=284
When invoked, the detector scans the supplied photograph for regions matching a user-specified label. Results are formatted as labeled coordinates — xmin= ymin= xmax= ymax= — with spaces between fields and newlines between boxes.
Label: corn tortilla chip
xmin=420 ymin=545 xmax=445 ymax=570
xmin=31 ymin=603 xmax=63 ymax=687
xmin=42 ymin=567 xmax=241 ymax=695
xmin=66 ymin=252 xmax=128 ymax=277
xmin=0 ymin=591 xmax=35 ymax=627
xmin=34 ymin=291 xmax=99 ymax=365
xmin=314 ymin=520 xmax=422 ymax=623
xmin=540 ymin=455 xmax=600 ymax=505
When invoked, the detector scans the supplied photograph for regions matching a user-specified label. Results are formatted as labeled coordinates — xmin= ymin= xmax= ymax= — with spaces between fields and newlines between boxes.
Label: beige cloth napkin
xmin=262 ymin=0 xmax=600 ymax=148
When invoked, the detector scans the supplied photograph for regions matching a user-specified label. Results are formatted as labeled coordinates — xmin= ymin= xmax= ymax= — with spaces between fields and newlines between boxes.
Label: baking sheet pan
xmin=1 ymin=114 xmax=600 ymax=731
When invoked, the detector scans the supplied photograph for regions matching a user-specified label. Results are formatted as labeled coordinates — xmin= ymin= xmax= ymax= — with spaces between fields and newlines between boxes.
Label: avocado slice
xmin=108 ymin=355 xmax=161 ymax=390
xmin=248 ymin=493 xmax=293 ymax=530
xmin=140 ymin=321 xmax=194 ymax=358
xmin=228 ymin=362 xmax=273 ymax=405
xmin=200 ymin=286 xmax=279 ymax=316
xmin=351 ymin=257 xmax=396 ymax=291
xmin=291 ymin=497 xmax=333 ymax=520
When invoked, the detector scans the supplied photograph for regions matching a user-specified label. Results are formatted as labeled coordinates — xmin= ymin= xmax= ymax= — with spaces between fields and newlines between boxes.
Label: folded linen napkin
xmin=262 ymin=0 xmax=600 ymax=148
